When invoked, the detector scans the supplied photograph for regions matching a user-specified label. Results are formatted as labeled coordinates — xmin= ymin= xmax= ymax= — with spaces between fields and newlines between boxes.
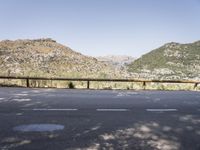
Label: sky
xmin=0 ymin=0 xmax=200 ymax=57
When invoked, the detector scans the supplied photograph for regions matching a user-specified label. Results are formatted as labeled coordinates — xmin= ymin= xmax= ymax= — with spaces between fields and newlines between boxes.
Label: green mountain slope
xmin=128 ymin=41 xmax=200 ymax=80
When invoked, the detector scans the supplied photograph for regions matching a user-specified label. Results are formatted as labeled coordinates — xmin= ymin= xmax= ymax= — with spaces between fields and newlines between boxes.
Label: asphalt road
xmin=0 ymin=87 xmax=200 ymax=150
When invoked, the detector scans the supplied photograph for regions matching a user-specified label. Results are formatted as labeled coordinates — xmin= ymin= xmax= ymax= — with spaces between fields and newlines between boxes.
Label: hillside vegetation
xmin=128 ymin=41 xmax=200 ymax=80
xmin=0 ymin=38 xmax=122 ymax=78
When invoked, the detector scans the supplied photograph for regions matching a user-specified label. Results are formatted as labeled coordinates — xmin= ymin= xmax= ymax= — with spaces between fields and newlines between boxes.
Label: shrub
xmin=68 ymin=82 xmax=75 ymax=89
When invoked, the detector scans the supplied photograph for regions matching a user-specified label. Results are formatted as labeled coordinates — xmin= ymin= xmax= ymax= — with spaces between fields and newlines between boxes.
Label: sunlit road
xmin=0 ymin=87 xmax=200 ymax=150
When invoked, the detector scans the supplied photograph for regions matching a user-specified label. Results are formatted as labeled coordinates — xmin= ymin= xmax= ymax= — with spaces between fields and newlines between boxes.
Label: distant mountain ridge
xmin=96 ymin=55 xmax=136 ymax=66
xmin=128 ymin=41 xmax=200 ymax=80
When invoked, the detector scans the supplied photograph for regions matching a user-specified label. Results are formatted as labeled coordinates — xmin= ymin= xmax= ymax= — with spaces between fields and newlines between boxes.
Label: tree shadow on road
xmin=70 ymin=113 xmax=200 ymax=150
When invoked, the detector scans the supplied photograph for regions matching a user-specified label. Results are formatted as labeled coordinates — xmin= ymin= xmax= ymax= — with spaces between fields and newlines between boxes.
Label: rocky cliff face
xmin=0 ymin=38 xmax=121 ymax=78
xmin=128 ymin=41 xmax=200 ymax=80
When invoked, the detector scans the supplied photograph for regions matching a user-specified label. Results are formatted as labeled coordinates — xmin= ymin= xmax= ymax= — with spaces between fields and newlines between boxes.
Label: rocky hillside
xmin=0 ymin=38 xmax=122 ymax=78
xmin=128 ymin=41 xmax=200 ymax=80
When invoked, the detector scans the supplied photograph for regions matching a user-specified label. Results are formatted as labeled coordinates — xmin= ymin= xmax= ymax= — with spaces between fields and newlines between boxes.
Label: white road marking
xmin=16 ymin=113 xmax=23 ymax=116
xmin=96 ymin=109 xmax=129 ymax=112
xmin=127 ymin=92 xmax=138 ymax=95
xmin=146 ymin=109 xmax=178 ymax=112
xmin=15 ymin=94 xmax=28 ymax=96
xmin=22 ymin=108 xmax=78 ymax=111
xmin=12 ymin=99 xmax=31 ymax=102
xmin=116 ymin=92 xmax=131 ymax=97
xmin=20 ymin=108 xmax=181 ymax=112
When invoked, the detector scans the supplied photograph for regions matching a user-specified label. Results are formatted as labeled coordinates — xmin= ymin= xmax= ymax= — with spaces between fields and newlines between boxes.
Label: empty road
xmin=0 ymin=87 xmax=200 ymax=150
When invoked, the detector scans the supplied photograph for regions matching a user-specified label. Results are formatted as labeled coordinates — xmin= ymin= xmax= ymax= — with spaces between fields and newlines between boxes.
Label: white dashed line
xmin=22 ymin=108 xmax=78 ymax=111
xmin=96 ymin=109 xmax=129 ymax=112
xmin=146 ymin=109 xmax=178 ymax=112
xmin=12 ymin=99 xmax=31 ymax=102
xmin=15 ymin=94 xmax=28 ymax=96
xmin=21 ymin=108 xmax=181 ymax=112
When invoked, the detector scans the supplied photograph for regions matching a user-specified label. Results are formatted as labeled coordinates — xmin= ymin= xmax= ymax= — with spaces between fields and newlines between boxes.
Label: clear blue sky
xmin=0 ymin=0 xmax=200 ymax=57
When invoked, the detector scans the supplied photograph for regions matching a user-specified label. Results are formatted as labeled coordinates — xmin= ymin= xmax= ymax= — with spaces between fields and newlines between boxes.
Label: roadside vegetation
xmin=0 ymin=79 xmax=199 ymax=91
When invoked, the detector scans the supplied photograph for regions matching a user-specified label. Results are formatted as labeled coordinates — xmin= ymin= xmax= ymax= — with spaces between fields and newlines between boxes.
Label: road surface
xmin=0 ymin=87 xmax=200 ymax=150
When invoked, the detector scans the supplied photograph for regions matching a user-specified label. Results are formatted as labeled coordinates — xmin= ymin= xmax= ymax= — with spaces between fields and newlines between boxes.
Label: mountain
xmin=0 ymin=38 xmax=122 ymax=78
xmin=1 ymin=38 xmax=200 ymax=81
xmin=128 ymin=41 xmax=200 ymax=80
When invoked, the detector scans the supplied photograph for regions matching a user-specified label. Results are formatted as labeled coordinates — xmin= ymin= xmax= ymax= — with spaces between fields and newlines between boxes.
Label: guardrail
xmin=0 ymin=76 xmax=199 ymax=90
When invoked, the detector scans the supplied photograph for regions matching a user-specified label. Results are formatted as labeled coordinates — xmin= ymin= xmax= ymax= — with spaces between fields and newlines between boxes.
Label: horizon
xmin=0 ymin=0 xmax=200 ymax=57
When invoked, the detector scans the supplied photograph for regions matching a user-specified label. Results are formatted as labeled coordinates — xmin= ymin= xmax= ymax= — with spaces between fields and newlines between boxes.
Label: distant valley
xmin=96 ymin=55 xmax=136 ymax=67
